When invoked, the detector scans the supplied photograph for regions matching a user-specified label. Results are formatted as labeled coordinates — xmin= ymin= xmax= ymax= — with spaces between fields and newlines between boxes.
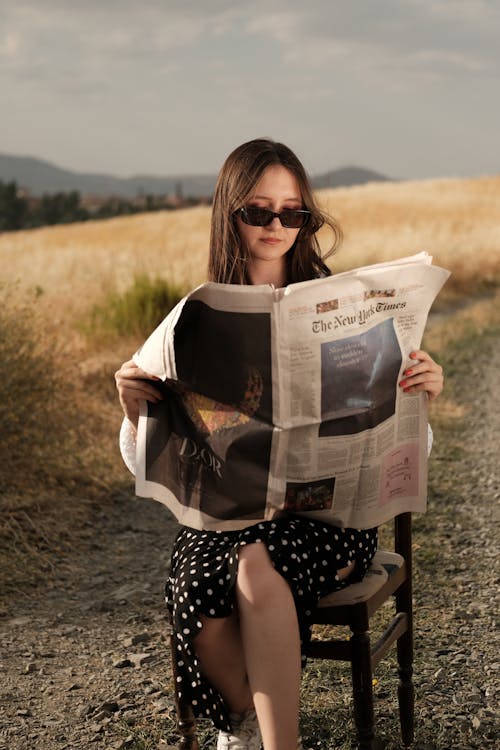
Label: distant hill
xmin=312 ymin=166 xmax=390 ymax=189
xmin=0 ymin=153 xmax=390 ymax=199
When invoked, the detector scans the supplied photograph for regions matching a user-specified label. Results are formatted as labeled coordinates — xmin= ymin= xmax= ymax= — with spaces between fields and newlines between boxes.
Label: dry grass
xmin=0 ymin=205 xmax=211 ymax=323
xmin=1 ymin=176 xmax=499 ymax=328
xmin=317 ymin=176 xmax=500 ymax=298
xmin=0 ymin=285 xmax=130 ymax=596
xmin=424 ymin=289 xmax=500 ymax=430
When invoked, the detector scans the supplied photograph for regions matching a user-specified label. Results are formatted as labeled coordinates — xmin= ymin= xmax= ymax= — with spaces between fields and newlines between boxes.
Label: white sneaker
xmin=217 ymin=709 xmax=261 ymax=750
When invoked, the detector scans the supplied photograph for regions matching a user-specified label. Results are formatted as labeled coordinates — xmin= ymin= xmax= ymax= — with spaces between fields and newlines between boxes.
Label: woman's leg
xmin=194 ymin=610 xmax=253 ymax=716
xmin=193 ymin=542 xmax=355 ymax=748
xmin=236 ymin=543 xmax=301 ymax=750
xmin=236 ymin=544 xmax=355 ymax=749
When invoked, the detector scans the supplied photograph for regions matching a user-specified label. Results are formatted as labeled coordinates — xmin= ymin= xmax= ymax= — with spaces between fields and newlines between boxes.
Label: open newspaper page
xmin=134 ymin=252 xmax=450 ymax=531
xmin=134 ymin=283 xmax=278 ymax=531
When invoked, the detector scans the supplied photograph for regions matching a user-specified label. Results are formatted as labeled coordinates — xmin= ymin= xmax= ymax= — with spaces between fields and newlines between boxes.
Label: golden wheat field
xmin=1 ymin=176 xmax=500 ymax=326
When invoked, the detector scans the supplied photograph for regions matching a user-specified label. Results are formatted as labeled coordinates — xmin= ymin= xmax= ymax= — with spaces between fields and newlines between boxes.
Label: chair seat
xmin=317 ymin=550 xmax=404 ymax=607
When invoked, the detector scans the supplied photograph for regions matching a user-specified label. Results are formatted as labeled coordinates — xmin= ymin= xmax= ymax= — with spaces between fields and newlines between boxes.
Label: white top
xmin=120 ymin=416 xmax=138 ymax=475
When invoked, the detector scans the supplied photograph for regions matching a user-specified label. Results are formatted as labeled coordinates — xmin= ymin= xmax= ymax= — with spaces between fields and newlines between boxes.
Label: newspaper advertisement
xmin=134 ymin=252 xmax=450 ymax=531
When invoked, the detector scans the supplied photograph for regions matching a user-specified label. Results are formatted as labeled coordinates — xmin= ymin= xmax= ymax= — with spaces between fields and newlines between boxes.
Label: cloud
xmin=245 ymin=10 xmax=305 ymax=45
xmin=2 ymin=0 xmax=498 ymax=92
xmin=0 ymin=30 xmax=20 ymax=57
xmin=1 ymin=0 xmax=498 ymax=178
xmin=0 ymin=1 xmax=212 ymax=84
xmin=243 ymin=0 xmax=500 ymax=77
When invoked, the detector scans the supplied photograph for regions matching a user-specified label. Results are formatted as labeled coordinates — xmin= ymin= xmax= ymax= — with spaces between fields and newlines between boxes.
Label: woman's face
xmin=235 ymin=164 xmax=302 ymax=269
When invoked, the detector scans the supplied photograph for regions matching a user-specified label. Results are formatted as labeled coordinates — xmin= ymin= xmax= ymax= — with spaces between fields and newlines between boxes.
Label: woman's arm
xmin=115 ymin=359 xmax=166 ymax=474
xmin=399 ymin=350 xmax=443 ymax=401
xmin=114 ymin=359 xmax=164 ymax=431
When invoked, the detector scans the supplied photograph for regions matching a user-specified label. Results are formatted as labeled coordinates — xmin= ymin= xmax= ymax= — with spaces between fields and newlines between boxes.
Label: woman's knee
xmin=236 ymin=543 xmax=284 ymax=606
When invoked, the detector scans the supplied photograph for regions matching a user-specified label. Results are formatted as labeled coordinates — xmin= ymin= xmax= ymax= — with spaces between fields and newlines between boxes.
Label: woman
xmin=115 ymin=138 xmax=444 ymax=750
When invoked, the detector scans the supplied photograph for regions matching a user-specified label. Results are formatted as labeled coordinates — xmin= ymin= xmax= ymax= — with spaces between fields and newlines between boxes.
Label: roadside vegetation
xmin=84 ymin=274 xmax=186 ymax=342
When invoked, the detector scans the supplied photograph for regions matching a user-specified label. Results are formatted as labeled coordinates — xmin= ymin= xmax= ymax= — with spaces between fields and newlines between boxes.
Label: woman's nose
xmin=268 ymin=216 xmax=282 ymax=229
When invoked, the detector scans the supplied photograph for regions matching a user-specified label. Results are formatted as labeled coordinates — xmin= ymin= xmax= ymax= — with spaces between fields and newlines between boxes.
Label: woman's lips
xmin=261 ymin=237 xmax=282 ymax=245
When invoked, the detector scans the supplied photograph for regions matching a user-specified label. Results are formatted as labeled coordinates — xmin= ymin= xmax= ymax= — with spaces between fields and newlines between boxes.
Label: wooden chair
xmin=168 ymin=512 xmax=414 ymax=750
xmin=307 ymin=512 xmax=414 ymax=749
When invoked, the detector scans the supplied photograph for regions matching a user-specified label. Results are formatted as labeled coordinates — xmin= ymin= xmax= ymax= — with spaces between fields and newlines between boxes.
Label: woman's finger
xmin=399 ymin=350 xmax=444 ymax=400
xmin=115 ymin=360 xmax=161 ymax=383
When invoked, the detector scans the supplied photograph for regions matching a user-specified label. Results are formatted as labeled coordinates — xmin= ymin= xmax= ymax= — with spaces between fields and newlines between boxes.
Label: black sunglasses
xmin=235 ymin=206 xmax=311 ymax=229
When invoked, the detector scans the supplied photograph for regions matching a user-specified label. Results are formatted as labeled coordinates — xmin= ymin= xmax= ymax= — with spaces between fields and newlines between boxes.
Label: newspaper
xmin=134 ymin=252 xmax=450 ymax=531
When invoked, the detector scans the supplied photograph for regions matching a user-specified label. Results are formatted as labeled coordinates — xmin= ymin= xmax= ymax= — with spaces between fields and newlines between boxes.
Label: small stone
xmin=24 ymin=661 xmax=38 ymax=674
xmin=113 ymin=658 xmax=133 ymax=669
xmin=129 ymin=652 xmax=156 ymax=668
xmin=93 ymin=710 xmax=111 ymax=722
xmin=144 ymin=684 xmax=161 ymax=696
xmin=152 ymin=696 xmax=173 ymax=714
xmin=117 ymin=690 xmax=132 ymax=700
xmin=122 ymin=632 xmax=152 ymax=647
xmin=17 ymin=708 xmax=32 ymax=717
xmin=115 ymin=736 xmax=135 ymax=749
xmin=99 ymin=701 xmax=120 ymax=715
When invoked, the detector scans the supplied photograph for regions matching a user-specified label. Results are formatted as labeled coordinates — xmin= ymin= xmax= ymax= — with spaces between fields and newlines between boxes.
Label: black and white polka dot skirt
xmin=165 ymin=517 xmax=377 ymax=731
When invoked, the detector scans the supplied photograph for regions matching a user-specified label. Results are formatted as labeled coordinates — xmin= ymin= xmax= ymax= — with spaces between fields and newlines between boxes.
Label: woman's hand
xmin=115 ymin=359 xmax=164 ymax=430
xmin=399 ymin=350 xmax=443 ymax=401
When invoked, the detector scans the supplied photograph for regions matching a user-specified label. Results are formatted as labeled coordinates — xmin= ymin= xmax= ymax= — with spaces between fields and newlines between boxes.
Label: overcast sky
xmin=1 ymin=0 xmax=499 ymax=180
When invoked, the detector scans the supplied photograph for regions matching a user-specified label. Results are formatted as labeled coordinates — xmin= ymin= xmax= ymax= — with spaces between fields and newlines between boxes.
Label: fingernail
xmin=399 ymin=380 xmax=406 ymax=388
xmin=405 ymin=369 xmax=412 ymax=376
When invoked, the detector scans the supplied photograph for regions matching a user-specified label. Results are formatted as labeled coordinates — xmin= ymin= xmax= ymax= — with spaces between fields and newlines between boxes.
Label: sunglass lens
xmin=239 ymin=207 xmax=310 ymax=228
xmin=280 ymin=210 xmax=304 ymax=228
xmin=242 ymin=207 xmax=272 ymax=226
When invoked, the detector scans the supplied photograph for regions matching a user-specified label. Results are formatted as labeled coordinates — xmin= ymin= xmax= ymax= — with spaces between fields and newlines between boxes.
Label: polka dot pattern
xmin=165 ymin=517 xmax=377 ymax=731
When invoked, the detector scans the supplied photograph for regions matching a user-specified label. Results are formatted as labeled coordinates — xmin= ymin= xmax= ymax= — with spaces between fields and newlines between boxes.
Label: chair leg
xmin=395 ymin=514 xmax=415 ymax=746
xmin=397 ymin=628 xmax=414 ymax=747
xmin=350 ymin=630 xmax=375 ymax=750
xmin=395 ymin=586 xmax=414 ymax=745
xmin=177 ymin=702 xmax=200 ymax=750
xmin=169 ymin=629 xmax=200 ymax=750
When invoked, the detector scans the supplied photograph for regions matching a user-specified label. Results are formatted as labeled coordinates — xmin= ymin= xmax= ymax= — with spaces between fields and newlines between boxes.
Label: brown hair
xmin=207 ymin=138 xmax=342 ymax=284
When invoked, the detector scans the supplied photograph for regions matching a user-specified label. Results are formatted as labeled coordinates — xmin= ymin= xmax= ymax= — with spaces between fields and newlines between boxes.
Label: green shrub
xmin=87 ymin=274 xmax=186 ymax=340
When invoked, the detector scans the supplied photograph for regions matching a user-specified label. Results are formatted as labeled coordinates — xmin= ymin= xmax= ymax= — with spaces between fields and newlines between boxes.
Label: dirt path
xmin=1 ymin=336 xmax=499 ymax=750
xmin=0 ymin=495 xmax=180 ymax=750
